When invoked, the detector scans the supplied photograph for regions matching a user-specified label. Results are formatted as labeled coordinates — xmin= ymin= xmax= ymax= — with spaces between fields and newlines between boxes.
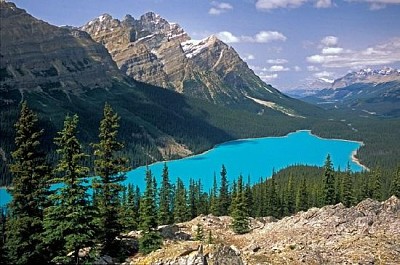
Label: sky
xmin=10 ymin=0 xmax=400 ymax=91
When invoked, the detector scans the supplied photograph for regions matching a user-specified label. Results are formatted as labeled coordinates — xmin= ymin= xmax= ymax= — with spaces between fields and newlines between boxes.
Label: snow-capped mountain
xmin=332 ymin=67 xmax=400 ymax=89
xmin=301 ymin=67 xmax=400 ymax=117
xmin=81 ymin=12 xmax=316 ymax=116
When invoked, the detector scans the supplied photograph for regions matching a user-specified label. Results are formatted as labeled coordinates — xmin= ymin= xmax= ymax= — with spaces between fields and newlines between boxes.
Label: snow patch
xmin=245 ymin=96 xmax=305 ymax=118
xmin=181 ymin=37 xmax=214 ymax=59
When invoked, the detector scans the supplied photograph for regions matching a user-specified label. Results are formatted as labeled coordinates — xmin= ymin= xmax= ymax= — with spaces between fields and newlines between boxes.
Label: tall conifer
xmin=93 ymin=103 xmax=128 ymax=253
xmin=43 ymin=114 xmax=96 ymax=264
xmin=158 ymin=163 xmax=172 ymax=225
xmin=5 ymin=101 xmax=50 ymax=264
xmin=218 ymin=165 xmax=230 ymax=216
xmin=138 ymin=169 xmax=161 ymax=254
xmin=231 ymin=175 xmax=249 ymax=234
xmin=323 ymin=154 xmax=336 ymax=205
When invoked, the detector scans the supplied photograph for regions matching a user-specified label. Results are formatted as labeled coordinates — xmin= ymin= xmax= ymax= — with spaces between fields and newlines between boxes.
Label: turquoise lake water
xmin=0 ymin=130 xmax=364 ymax=207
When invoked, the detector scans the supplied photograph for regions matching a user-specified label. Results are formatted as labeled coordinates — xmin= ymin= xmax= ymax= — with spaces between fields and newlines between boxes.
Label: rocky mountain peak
xmin=332 ymin=66 xmax=400 ymax=89
xmin=81 ymin=10 xmax=312 ymax=116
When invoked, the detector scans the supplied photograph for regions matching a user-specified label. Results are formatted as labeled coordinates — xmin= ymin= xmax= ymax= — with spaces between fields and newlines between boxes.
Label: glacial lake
xmin=0 ymin=130 xmax=365 ymax=207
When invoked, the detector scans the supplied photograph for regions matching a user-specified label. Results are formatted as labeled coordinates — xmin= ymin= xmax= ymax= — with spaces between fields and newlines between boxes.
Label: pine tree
xmin=244 ymin=180 xmax=254 ymax=217
xmin=218 ymin=165 xmax=230 ymax=216
xmin=174 ymin=178 xmax=188 ymax=223
xmin=230 ymin=175 xmax=249 ymax=234
xmin=229 ymin=180 xmax=237 ymax=215
xmin=296 ymin=177 xmax=308 ymax=212
xmin=207 ymin=230 xmax=213 ymax=244
xmin=92 ymin=103 xmax=129 ymax=254
xmin=139 ymin=169 xmax=161 ymax=254
xmin=390 ymin=166 xmax=400 ymax=197
xmin=323 ymin=154 xmax=336 ymax=205
xmin=342 ymin=163 xmax=354 ymax=207
xmin=209 ymin=173 xmax=219 ymax=216
xmin=120 ymin=184 xmax=138 ymax=231
xmin=195 ymin=223 xmax=204 ymax=241
xmin=5 ymin=101 xmax=50 ymax=264
xmin=371 ymin=168 xmax=382 ymax=201
xmin=268 ymin=176 xmax=280 ymax=218
xmin=188 ymin=178 xmax=199 ymax=219
xmin=158 ymin=163 xmax=172 ymax=225
xmin=286 ymin=174 xmax=295 ymax=215
xmin=43 ymin=114 xmax=96 ymax=264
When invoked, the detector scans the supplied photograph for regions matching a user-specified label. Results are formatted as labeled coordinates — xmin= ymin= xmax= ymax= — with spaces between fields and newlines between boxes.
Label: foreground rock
xmin=128 ymin=196 xmax=400 ymax=264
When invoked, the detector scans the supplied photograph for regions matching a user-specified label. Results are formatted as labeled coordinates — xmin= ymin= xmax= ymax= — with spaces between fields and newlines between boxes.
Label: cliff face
xmin=81 ymin=13 xmax=290 ymax=108
xmin=0 ymin=1 xmax=123 ymax=101
xmin=129 ymin=196 xmax=400 ymax=264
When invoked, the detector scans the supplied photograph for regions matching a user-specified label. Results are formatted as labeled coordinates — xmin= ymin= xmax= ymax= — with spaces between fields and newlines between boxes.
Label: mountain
xmin=129 ymin=196 xmax=400 ymax=264
xmin=81 ymin=12 xmax=316 ymax=117
xmin=0 ymin=2 xmax=312 ymax=185
xmin=301 ymin=67 xmax=400 ymax=117
xmin=332 ymin=67 xmax=400 ymax=89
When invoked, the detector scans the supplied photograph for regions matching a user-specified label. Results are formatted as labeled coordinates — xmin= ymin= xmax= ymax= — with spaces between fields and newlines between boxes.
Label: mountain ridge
xmin=80 ymin=12 xmax=317 ymax=117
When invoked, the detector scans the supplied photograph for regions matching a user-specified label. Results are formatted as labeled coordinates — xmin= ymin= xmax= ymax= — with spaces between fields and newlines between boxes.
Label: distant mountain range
xmin=80 ymin=12 xmax=315 ymax=116
xmin=295 ymin=67 xmax=400 ymax=117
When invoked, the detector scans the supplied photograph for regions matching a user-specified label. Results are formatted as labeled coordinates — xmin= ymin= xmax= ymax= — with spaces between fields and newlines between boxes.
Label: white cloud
xmin=255 ymin=31 xmax=287 ymax=43
xmin=267 ymin=58 xmax=288 ymax=64
xmin=256 ymin=0 xmax=307 ymax=10
xmin=321 ymin=36 xmax=338 ymax=47
xmin=258 ymin=73 xmax=279 ymax=82
xmin=256 ymin=0 xmax=335 ymax=9
xmin=321 ymin=47 xmax=344 ymax=54
xmin=294 ymin=66 xmax=302 ymax=71
xmin=307 ymin=65 xmax=320 ymax=71
xmin=346 ymin=0 xmax=400 ymax=10
xmin=215 ymin=31 xmax=287 ymax=44
xmin=268 ymin=65 xmax=290 ymax=72
xmin=315 ymin=0 xmax=333 ymax=8
xmin=216 ymin=31 xmax=240 ymax=43
xmin=314 ymin=71 xmax=334 ymax=78
xmin=244 ymin=54 xmax=255 ymax=61
xmin=209 ymin=1 xmax=233 ymax=15
xmin=306 ymin=37 xmax=400 ymax=68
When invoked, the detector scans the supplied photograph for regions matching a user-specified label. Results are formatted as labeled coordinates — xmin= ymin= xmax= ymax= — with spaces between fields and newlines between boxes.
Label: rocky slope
xmin=128 ymin=196 xmax=400 ymax=264
xmin=0 ymin=1 xmax=124 ymax=98
xmin=81 ymin=13 xmax=315 ymax=116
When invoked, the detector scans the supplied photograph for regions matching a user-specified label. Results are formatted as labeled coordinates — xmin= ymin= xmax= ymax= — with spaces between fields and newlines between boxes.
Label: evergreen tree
xmin=209 ymin=173 xmax=219 ymax=216
xmin=188 ymin=178 xmax=198 ymax=219
xmin=244 ymin=180 xmax=254 ymax=217
xmin=4 ymin=101 xmax=50 ymax=264
xmin=342 ymin=163 xmax=354 ymax=207
xmin=218 ymin=165 xmax=230 ymax=216
xmin=174 ymin=178 xmax=188 ymax=223
xmin=390 ymin=166 xmax=400 ymax=197
xmin=92 ymin=103 xmax=129 ymax=254
xmin=371 ymin=168 xmax=382 ymax=201
xmin=268 ymin=176 xmax=280 ymax=218
xmin=139 ymin=169 xmax=161 ymax=254
xmin=158 ymin=163 xmax=172 ymax=225
xmin=323 ymin=154 xmax=336 ymax=205
xmin=230 ymin=175 xmax=249 ymax=234
xmin=43 ymin=114 xmax=96 ymax=264
xmin=120 ymin=184 xmax=138 ymax=231
xmin=229 ymin=180 xmax=237 ymax=215
xmin=296 ymin=177 xmax=308 ymax=212
xmin=194 ymin=223 xmax=204 ymax=241
xmin=286 ymin=174 xmax=295 ymax=215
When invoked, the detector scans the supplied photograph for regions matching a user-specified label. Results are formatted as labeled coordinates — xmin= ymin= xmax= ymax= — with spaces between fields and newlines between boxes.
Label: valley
xmin=0 ymin=1 xmax=399 ymax=264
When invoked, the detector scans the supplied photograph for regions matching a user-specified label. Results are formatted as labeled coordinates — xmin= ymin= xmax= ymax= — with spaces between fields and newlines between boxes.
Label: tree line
xmin=0 ymin=102 xmax=399 ymax=264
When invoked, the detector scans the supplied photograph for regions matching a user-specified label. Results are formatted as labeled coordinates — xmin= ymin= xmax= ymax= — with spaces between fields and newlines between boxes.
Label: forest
xmin=1 ymin=102 xmax=399 ymax=264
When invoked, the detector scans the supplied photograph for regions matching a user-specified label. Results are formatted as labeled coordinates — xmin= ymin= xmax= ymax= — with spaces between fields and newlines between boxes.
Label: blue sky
xmin=11 ymin=0 xmax=400 ymax=91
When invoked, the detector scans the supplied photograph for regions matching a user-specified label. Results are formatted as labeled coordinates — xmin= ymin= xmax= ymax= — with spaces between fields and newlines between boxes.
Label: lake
xmin=0 ymin=130 xmax=365 ymax=207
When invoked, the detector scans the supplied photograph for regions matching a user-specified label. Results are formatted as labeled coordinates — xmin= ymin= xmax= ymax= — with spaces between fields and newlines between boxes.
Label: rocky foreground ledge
xmin=126 ymin=196 xmax=400 ymax=264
